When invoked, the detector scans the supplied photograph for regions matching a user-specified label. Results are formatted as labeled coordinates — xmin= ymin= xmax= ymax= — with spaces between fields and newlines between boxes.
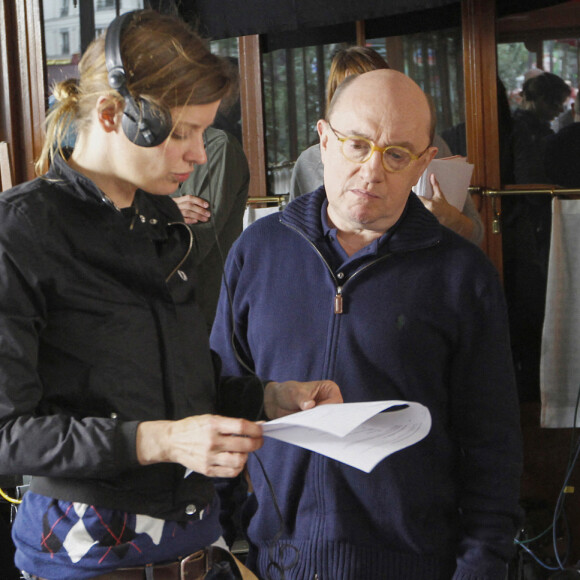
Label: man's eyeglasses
xmin=327 ymin=122 xmax=430 ymax=173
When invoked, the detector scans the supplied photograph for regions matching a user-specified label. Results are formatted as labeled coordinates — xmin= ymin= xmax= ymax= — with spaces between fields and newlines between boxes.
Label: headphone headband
xmin=105 ymin=12 xmax=134 ymax=94
xmin=104 ymin=11 xmax=172 ymax=148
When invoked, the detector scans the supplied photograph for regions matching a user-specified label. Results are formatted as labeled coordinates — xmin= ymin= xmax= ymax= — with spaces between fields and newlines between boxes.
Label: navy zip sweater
xmin=211 ymin=188 xmax=522 ymax=580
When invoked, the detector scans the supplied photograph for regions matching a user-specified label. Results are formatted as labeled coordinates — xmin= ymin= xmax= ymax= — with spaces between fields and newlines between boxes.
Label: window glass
xmin=262 ymin=43 xmax=344 ymax=193
xmin=368 ymin=28 xmax=464 ymax=147
xmin=496 ymin=30 xmax=580 ymax=405
xmin=210 ymin=37 xmax=239 ymax=59
xmin=43 ymin=0 xmax=145 ymax=96
xmin=209 ymin=38 xmax=243 ymax=146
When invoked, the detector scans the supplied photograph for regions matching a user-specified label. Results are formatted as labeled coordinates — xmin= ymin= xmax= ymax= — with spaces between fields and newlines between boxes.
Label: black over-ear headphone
xmin=105 ymin=11 xmax=172 ymax=147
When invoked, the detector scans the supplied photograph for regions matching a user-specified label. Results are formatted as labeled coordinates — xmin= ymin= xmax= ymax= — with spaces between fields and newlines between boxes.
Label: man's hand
xmin=173 ymin=195 xmax=211 ymax=224
xmin=136 ymin=415 xmax=263 ymax=478
xmin=263 ymin=380 xmax=343 ymax=420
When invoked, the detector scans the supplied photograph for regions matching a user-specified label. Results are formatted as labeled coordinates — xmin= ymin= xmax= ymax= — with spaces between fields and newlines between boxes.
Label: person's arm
xmin=289 ymin=144 xmax=324 ymax=201
xmin=135 ymin=379 xmax=342 ymax=478
xmin=0 ymin=225 xmax=338 ymax=483
xmin=419 ymin=174 xmax=484 ymax=245
xmin=0 ymin=210 xmax=141 ymax=480
xmin=460 ymin=189 xmax=484 ymax=245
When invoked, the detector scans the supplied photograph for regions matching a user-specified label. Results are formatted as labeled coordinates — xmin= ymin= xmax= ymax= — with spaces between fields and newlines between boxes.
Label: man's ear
xmin=96 ymin=96 xmax=122 ymax=133
xmin=317 ymin=119 xmax=329 ymax=159
xmin=412 ymin=146 xmax=438 ymax=187
xmin=419 ymin=146 xmax=437 ymax=171
xmin=426 ymin=146 xmax=438 ymax=164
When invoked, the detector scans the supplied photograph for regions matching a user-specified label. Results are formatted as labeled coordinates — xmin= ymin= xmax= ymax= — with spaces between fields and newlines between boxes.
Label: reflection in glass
xmin=498 ymin=37 xmax=578 ymax=403
xmin=42 ymin=0 xmax=145 ymax=98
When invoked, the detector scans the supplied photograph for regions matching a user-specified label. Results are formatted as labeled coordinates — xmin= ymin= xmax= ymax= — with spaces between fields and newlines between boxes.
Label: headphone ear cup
xmin=121 ymin=96 xmax=172 ymax=148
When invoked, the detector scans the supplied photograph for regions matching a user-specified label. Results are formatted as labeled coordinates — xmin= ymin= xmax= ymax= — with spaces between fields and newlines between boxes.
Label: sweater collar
xmin=281 ymin=186 xmax=442 ymax=254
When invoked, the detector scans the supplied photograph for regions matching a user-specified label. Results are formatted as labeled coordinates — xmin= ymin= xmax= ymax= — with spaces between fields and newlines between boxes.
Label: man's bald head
xmin=326 ymin=69 xmax=435 ymax=147
xmin=317 ymin=68 xmax=438 ymax=236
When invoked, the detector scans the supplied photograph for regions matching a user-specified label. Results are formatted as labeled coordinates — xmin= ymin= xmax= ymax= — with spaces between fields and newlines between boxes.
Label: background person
xmin=290 ymin=45 xmax=484 ymax=245
xmin=0 ymin=10 xmax=341 ymax=580
xmin=211 ymin=69 xmax=522 ymax=580
xmin=171 ymin=126 xmax=250 ymax=330
xmin=502 ymin=71 xmax=571 ymax=402
xmin=543 ymin=87 xmax=580 ymax=188
xmin=511 ymin=71 xmax=571 ymax=184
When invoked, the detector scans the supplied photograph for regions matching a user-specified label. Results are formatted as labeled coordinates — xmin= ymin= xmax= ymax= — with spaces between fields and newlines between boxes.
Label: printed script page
xmin=262 ymin=401 xmax=431 ymax=473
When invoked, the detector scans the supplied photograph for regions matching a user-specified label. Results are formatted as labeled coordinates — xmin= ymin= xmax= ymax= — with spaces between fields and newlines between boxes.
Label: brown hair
xmin=36 ymin=9 xmax=236 ymax=175
xmin=521 ymin=71 xmax=571 ymax=108
xmin=325 ymin=46 xmax=390 ymax=114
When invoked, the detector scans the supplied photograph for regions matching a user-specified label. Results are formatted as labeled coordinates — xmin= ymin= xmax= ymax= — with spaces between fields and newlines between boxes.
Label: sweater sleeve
xmin=210 ymin=238 xmax=256 ymax=377
xmin=450 ymin=262 xmax=523 ymax=579
xmin=210 ymin=234 xmax=273 ymax=420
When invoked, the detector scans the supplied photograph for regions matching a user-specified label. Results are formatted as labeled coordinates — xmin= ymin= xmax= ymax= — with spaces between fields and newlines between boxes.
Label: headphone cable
xmin=203 ymin=130 xmax=292 ymax=575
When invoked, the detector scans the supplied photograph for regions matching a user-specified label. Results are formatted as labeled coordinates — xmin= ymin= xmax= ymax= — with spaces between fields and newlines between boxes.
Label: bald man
xmin=211 ymin=70 xmax=522 ymax=580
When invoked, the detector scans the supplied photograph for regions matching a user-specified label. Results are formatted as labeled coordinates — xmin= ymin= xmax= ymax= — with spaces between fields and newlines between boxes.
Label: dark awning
xmin=193 ymin=0 xmax=459 ymax=40
xmin=158 ymin=0 xmax=570 ymax=45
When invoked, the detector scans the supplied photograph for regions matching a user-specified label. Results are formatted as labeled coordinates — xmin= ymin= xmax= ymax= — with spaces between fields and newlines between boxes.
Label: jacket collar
xmin=45 ymin=151 xmax=183 ymax=233
xmin=47 ymin=150 xmax=115 ymax=208
xmin=281 ymin=186 xmax=442 ymax=254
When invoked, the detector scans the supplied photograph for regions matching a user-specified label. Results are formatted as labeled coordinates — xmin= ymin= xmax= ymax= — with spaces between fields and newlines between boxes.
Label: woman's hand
xmin=136 ymin=415 xmax=263 ymax=478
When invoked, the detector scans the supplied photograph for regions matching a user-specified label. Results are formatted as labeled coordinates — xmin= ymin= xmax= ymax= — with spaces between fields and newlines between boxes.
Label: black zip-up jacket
xmin=0 ymin=154 xmax=264 ymax=521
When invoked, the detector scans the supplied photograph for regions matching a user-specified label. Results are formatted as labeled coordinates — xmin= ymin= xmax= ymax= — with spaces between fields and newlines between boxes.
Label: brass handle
xmin=469 ymin=186 xmax=580 ymax=197
xmin=468 ymin=186 xmax=580 ymax=235
xmin=247 ymin=196 xmax=285 ymax=206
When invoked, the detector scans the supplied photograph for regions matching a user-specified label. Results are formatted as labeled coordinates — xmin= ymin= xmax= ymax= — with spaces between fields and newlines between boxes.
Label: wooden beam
xmin=356 ymin=21 xmax=365 ymax=46
xmin=385 ymin=36 xmax=405 ymax=72
xmin=462 ymin=0 xmax=503 ymax=274
xmin=238 ymin=35 xmax=267 ymax=198
xmin=0 ymin=0 xmax=46 ymax=185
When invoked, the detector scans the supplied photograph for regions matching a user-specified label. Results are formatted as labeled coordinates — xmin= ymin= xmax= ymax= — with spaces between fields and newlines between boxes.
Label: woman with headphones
xmin=0 ymin=10 xmax=340 ymax=580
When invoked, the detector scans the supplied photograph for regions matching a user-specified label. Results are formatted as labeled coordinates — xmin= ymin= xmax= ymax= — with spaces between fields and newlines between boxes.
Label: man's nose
xmin=360 ymin=149 xmax=385 ymax=181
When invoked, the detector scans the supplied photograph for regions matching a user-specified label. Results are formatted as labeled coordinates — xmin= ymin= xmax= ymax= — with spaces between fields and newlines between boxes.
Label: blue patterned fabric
xmin=13 ymin=491 xmax=220 ymax=580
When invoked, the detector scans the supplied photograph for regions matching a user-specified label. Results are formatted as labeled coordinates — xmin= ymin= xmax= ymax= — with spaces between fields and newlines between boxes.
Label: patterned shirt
xmin=12 ymin=491 xmax=221 ymax=580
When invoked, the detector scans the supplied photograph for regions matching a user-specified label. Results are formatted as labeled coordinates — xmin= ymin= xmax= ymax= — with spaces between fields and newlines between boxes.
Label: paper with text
xmin=262 ymin=400 xmax=431 ymax=473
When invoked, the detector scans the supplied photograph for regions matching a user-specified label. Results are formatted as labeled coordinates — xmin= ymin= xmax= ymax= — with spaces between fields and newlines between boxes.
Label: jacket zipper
xmin=283 ymin=222 xmax=392 ymax=314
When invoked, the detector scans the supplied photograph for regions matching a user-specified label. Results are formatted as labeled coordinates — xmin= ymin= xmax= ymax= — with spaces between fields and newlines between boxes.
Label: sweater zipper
xmin=283 ymin=222 xmax=392 ymax=314
xmin=334 ymin=286 xmax=343 ymax=314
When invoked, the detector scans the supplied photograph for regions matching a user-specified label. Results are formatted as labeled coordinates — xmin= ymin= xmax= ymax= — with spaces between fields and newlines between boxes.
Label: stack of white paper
xmin=262 ymin=400 xmax=431 ymax=473
xmin=414 ymin=156 xmax=474 ymax=211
